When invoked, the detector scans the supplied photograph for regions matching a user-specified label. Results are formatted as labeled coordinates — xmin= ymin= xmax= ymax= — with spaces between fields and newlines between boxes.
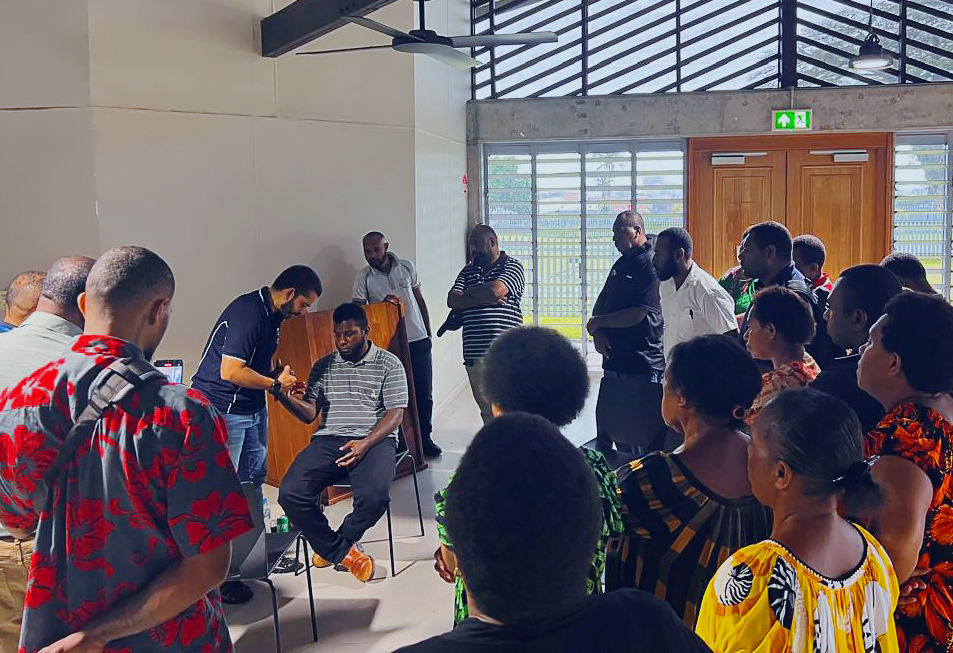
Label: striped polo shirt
xmin=303 ymin=342 xmax=408 ymax=439
xmin=451 ymin=253 xmax=525 ymax=363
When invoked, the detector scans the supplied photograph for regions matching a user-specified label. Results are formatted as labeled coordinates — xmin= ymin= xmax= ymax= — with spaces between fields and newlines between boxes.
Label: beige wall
xmin=0 ymin=0 xmax=470 ymax=409
xmin=412 ymin=0 xmax=471 ymax=406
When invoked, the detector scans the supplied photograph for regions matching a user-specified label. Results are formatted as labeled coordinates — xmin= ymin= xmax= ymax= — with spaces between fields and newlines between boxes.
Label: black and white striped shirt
xmin=451 ymin=253 xmax=525 ymax=362
xmin=303 ymin=342 xmax=409 ymax=439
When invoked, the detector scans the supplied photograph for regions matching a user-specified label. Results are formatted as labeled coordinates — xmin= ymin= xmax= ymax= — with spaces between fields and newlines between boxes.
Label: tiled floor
xmin=225 ymin=375 xmax=602 ymax=652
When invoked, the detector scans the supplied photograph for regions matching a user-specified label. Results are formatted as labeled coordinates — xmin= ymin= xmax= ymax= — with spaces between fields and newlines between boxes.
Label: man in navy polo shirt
xmin=192 ymin=265 xmax=321 ymax=603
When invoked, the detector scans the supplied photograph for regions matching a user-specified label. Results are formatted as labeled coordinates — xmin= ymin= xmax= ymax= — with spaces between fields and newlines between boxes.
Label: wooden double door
xmin=688 ymin=133 xmax=893 ymax=279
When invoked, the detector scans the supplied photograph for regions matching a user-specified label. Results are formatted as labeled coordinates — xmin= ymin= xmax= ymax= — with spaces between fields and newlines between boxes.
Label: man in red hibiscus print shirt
xmin=0 ymin=246 xmax=253 ymax=652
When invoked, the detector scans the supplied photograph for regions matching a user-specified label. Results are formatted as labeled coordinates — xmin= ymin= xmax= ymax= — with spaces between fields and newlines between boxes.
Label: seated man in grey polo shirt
xmin=0 ymin=255 xmax=95 ymax=652
xmin=277 ymin=303 xmax=408 ymax=582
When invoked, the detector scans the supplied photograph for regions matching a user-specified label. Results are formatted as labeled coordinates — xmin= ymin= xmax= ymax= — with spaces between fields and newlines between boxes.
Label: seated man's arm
xmin=273 ymin=357 xmax=331 ymax=424
xmin=42 ymin=543 xmax=232 ymax=652
xmin=336 ymin=408 xmax=404 ymax=467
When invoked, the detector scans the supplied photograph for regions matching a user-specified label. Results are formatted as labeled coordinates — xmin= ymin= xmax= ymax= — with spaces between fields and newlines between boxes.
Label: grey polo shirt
xmin=303 ymin=342 xmax=409 ymax=440
xmin=353 ymin=254 xmax=429 ymax=343
xmin=0 ymin=311 xmax=82 ymax=537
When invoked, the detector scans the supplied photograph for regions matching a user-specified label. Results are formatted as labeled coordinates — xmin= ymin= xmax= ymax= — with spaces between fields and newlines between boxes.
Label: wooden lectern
xmin=264 ymin=302 xmax=427 ymax=502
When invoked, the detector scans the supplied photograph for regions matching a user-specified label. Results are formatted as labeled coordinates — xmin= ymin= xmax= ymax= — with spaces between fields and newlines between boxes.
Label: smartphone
xmin=154 ymin=359 xmax=184 ymax=384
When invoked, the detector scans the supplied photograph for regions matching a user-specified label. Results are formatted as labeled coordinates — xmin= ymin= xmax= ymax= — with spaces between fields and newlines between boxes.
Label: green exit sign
xmin=772 ymin=109 xmax=812 ymax=131
xmin=771 ymin=109 xmax=814 ymax=132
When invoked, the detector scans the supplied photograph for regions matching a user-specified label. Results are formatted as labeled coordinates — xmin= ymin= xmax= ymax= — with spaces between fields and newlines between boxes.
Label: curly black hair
xmin=481 ymin=326 xmax=589 ymax=427
xmin=749 ymin=286 xmax=816 ymax=346
xmin=668 ymin=335 xmax=762 ymax=428
xmin=444 ymin=413 xmax=601 ymax=624
xmin=880 ymin=291 xmax=953 ymax=394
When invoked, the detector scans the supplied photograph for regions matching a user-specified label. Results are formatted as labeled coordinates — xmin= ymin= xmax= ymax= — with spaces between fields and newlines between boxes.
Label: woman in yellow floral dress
xmin=858 ymin=291 xmax=953 ymax=652
xmin=697 ymin=388 xmax=899 ymax=652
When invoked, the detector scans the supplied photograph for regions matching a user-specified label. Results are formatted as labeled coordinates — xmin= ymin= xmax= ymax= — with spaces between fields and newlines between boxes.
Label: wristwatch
xmin=269 ymin=378 xmax=282 ymax=397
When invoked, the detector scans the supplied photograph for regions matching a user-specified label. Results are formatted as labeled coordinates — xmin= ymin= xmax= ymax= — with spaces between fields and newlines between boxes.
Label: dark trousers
xmin=409 ymin=338 xmax=434 ymax=440
xmin=278 ymin=436 xmax=396 ymax=564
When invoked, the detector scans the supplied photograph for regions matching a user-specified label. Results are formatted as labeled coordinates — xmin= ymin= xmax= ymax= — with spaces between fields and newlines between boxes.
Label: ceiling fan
xmin=297 ymin=0 xmax=558 ymax=69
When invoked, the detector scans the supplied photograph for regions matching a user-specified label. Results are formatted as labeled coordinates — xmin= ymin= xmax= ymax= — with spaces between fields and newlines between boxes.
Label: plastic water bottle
xmin=263 ymin=498 xmax=277 ymax=533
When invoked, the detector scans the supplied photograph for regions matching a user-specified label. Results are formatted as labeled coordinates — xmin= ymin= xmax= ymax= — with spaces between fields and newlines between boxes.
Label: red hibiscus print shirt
xmin=0 ymin=336 xmax=253 ymax=651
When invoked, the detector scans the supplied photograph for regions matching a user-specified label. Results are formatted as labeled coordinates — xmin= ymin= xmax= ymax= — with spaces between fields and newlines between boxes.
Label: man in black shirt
xmin=738 ymin=221 xmax=838 ymax=369
xmin=399 ymin=413 xmax=709 ymax=653
xmin=810 ymin=265 xmax=903 ymax=433
xmin=588 ymin=211 xmax=665 ymax=455
xmin=191 ymin=265 xmax=321 ymax=603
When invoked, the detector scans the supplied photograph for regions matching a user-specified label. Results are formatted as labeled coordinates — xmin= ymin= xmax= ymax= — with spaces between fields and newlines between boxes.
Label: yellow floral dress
xmin=696 ymin=524 xmax=899 ymax=653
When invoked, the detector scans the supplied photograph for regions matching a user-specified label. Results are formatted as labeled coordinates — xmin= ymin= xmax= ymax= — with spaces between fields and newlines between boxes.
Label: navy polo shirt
xmin=191 ymin=287 xmax=284 ymax=415
xmin=593 ymin=243 xmax=665 ymax=376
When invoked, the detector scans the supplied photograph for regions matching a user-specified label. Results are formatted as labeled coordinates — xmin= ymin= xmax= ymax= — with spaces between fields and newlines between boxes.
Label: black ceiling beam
xmin=261 ymin=0 xmax=401 ymax=58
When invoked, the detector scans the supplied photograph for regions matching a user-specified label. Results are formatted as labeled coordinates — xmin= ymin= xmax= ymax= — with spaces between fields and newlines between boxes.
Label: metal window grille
xmin=471 ymin=0 xmax=953 ymax=98
xmin=894 ymin=133 xmax=953 ymax=299
xmin=484 ymin=140 xmax=685 ymax=353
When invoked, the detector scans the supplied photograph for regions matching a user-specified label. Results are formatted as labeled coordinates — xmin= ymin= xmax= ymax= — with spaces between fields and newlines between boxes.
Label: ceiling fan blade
xmin=449 ymin=31 xmax=558 ymax=47
xmin=343 ymin=16 xmax=417 ymax=40
xmin=296 ymin=44 xmax=394 ymax=56
xmin=393 ymin=42 xmax=480 ymax=69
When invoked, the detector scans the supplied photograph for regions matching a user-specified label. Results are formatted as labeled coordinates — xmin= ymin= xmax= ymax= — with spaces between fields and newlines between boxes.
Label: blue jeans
xmin=224 ymin=407 xmax=268 ymax=487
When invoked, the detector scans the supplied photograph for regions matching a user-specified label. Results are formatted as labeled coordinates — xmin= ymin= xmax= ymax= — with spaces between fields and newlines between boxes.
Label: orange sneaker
xmin=311 ymin=552 xmax=333 ymax=569
xmin=340 ymin=545 xmax=374 ymax=582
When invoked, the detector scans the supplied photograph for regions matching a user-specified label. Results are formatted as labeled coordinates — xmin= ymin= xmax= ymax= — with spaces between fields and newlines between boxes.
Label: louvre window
xmin=484 ymin=141 xmax=685 ymax=354
xmin=893 ymin=133 xmax=953 ymax=299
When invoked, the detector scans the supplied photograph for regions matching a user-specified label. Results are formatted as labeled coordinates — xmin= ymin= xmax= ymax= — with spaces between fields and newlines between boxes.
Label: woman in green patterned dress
xmin=433 ymin=326 xmax=623 ymax=625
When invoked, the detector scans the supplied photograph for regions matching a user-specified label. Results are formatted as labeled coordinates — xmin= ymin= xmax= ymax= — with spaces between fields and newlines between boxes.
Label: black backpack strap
xmin=39 ymin=358 xmax=166 ymax=513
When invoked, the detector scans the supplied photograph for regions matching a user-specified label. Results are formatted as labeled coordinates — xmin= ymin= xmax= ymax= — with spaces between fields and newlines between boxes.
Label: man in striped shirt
xmin=277 ymin=303 xmax=408 ymax=581
xmin=447 ymin=225 xmax=525 ymax=423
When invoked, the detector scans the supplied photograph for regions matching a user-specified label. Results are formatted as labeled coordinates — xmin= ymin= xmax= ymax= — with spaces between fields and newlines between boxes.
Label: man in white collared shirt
xmin=654 ymin=228 xmax=738 ymax=361
xmin=0 ymin=255 xmax=95 ymax=652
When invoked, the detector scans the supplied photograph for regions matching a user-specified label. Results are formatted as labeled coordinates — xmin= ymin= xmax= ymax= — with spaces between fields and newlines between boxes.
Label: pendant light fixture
xmin=849 ymin=0 xmax=895 ymax=71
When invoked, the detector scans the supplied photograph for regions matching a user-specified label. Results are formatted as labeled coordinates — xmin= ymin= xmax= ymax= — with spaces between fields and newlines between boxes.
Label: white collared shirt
xmin=660 ymin=263 xmax=738 ymax=360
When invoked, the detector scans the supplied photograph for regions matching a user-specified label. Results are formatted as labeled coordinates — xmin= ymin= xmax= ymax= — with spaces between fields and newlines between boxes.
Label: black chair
xmin=227 ymin=483 xmax=319 ymax=652
xmin=332 ymin=427 xmax=425 ymax=577
xmin=594 ymin=374 xmax=670 ymax=467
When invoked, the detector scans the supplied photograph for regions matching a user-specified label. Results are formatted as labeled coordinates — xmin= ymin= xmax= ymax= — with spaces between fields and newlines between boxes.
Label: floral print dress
xmin=867 ymin=403 xmax=953 ymax=653
xmin=746 ymin=353 xmax=822 ymax=426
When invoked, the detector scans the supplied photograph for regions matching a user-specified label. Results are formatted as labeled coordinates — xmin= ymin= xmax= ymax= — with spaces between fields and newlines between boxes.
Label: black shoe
xmin=273 ymin=555 xmax=304 ymax=574
xmin=421 ymin=438 xmax=442 ymax=458
xmin=220 ymin=580 xmax=254 ymax=605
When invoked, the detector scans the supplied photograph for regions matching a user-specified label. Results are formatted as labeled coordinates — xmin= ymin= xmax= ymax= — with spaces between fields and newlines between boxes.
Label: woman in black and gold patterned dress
xmin=613 ymin=334 xmax=771 ymax=626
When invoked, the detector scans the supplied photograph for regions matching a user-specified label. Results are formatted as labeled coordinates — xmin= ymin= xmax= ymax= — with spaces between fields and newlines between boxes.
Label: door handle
xmin=711 ymin=152 xmax=768 ymax=165
xmin=809 ymin=150 xmax=869 ymax=162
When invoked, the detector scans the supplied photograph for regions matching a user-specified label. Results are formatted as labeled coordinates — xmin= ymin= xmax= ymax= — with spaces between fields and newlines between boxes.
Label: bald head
xmin=4 ymin=270 xmax=45 ymax=326
xmin=37 ymin=256 xmax=96 ymax=327
xmin=613 ymin=210 xmax=646 ymax=254
xmin=468 ymin=225 xmax=500 ymax=268
xmin=362 ymin=231 xmax=390 ymax=270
